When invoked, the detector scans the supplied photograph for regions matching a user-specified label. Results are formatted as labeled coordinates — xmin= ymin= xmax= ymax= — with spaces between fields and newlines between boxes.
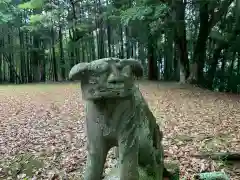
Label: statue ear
xmin=120 ymin=59 xmax=143 ymax=78
xmin=69 ymin=62 xmax=89 ymax=80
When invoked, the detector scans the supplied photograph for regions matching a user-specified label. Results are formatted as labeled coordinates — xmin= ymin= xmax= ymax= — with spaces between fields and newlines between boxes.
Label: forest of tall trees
xmin=0 ymin=0 xmax=240 ymax=93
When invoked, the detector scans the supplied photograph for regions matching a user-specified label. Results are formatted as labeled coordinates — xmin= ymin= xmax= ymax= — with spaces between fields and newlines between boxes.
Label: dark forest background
xmin=0 ymin=0 xmax=240 ymax=93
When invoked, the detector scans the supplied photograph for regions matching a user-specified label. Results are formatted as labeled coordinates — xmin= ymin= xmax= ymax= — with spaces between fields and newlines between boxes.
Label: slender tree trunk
xmin=40 ymin=57 xmax=46 ymax=82
xmin=147 ymin=31 xmax=158 ymax=80
xmin=69 ymin=0 xmax=80 ymax=62
xmin=19 ymin=28 xmax=26 ymax=83
xmin=0 ymin=29 xmax=3 ymax=83
xmin=238 ymin=53 xmax=240 ymax=75
xmin=106 ymin=0 xmax=111 ymax=57
xmin=165 ymin=27 xmax=174 ymax=80
xmin=206 ymin=43 xmax=227 ymax=89
xmin=227 ymin=52 xmax=236 ymax=92
xmin=31 ymin=35 xmax=41 ymax=82
xmin=25 ymin=32 xmax=30 ymax=82
xmin=174 ymin=0 xmax=189 ymax=83
xmin=91 ymin=35 xmax=96 ymax=60
xmin=0 ymin=56 xmax=2 ymax=83
xmin=107 ymin=23 xmax=112 ymax=57
xmin=174 ymin=45 xmax=180 ymax=81
xmin=96 ymin=0 xmax=105 ymax=59
xmin=125 ymin=27 xmax=130 ymax=58
xmin=8 ymin=29 xmax=14 ymax=83
xmin=59 ymin=25 xmax=65 ymax=80
xmin=51 ymin=26 xmax=58 ymax=81
xmin=119 ymin=25 xmax=124 ymax=58
xmin=219 ymin=50 xmax=227 ymax=91
xmin=138 ymin=42 xmax=145 ymax=71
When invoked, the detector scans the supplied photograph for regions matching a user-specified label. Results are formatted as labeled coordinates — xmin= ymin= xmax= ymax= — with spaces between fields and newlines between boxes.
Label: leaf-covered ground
xmin=0 ymin=81 xmax=239 ymax=179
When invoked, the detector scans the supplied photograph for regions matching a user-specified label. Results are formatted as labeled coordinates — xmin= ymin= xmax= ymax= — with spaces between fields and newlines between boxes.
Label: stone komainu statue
xmin=69 ymin=58 xmax=167 ymax=180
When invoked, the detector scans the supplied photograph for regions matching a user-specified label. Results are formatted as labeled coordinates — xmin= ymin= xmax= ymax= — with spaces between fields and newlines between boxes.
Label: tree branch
xmin=192 ymin=152 xmax=240 ymax=161
xmin=209 ymin=0 xmax=234 ymax=29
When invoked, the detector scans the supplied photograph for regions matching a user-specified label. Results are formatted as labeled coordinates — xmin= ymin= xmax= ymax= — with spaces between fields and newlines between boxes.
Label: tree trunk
xmin=125 ymin=27 xmax=131 ymax=58
xmin=59 ymin=25 xmax=65 ymax=80
xmin=19 ymin=19 xmax=26 ymax=83
xmin=31 ymin=35 xmax=41 ymax=82
xmin=238 ymin=53 xmax=240 ymax=76
xmin=226 ymin=52 xmax=236 ymax=92
xmin=0 ymin=55 xmax=2 ymax=83
xmin=147 ymin=32 xmax=158 ymax=80
xmin=51 ymin=26 xmax=58 ymax=81
xmin=106 ymin=0 xmax=112 ymax=57
xmin=164 ymin=27 xmax=174 ymax=80
xmin=138 ymin=42 xmax=146 ymax=75
xmin=40 ymin=57 xmax=46 ymax=82
xmin=219 ymin=50 xmax=227 ymax=91
xmin=8 ymin=29 xmax=14 ymax=83
xmin=174 ymin=0 xmax=189 ymax=83
xmin=188 ymin=2 xmax=209 ymax=84
xmin=119 ymin=25 xmax=124 ymax=58
xmin=96 ymin=0 xmax=105 ymax=59
xmin=91 ymin=35 xmax=96 ymax=60
xmin=69 ymin=0 xmax=80 ymax=62
xmin=206 ymin=43 xmax=226 ymax=89
xmin=25 ymin=32 xmax=31 ymax=82
xmin=107 ymin=21 xmax=112 ymax=57
xmin=0 ymin=29 xmax=3 ymax=83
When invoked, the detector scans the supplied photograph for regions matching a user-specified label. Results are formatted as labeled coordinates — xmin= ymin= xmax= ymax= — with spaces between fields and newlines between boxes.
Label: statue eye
xmin=122 ymin=66 xmax=131 ymax=74
xmin=95 ymin=62 xmax=109 ymax=73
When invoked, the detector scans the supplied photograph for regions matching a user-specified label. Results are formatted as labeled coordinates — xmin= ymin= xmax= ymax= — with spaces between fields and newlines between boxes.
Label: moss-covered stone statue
xmin=69 ymin=58 xmax=168 ymax=180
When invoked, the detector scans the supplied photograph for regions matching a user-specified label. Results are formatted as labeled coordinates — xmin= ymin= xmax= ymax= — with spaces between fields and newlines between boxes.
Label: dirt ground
xmin=0 ymin=81 xmax=239 ymax=179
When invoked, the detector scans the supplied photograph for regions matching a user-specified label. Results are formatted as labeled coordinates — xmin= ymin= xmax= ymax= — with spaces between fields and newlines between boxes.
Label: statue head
xmin=69 ymin=57 xmax=143 ymax=100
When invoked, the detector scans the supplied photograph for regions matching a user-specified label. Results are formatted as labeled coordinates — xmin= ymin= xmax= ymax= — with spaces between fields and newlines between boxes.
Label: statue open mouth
xmin=91 ymin=84 xmax=130 ymax=99
xmin=106 ymin=83 xmax=125 ymax=89
xmin=96 ymin=83 xmax=125 ymax=92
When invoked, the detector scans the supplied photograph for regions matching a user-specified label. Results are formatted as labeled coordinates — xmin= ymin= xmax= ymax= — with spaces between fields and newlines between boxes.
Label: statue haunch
xmin=69 ymin=58 xmax=165 ymax=180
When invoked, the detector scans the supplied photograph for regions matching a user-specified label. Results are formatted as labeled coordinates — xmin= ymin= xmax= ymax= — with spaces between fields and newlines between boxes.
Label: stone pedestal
xmin=103 ymin=166 xmax=154 ymax=180
xmin=103 ymin=161 xmax=180 ymax=180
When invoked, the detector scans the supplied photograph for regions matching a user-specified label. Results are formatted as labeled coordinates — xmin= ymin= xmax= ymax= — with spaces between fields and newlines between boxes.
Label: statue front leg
xmin=84 ymin=138 xmax=108 ymax=180
xmin=155 ymin=144 xmax=164 ymax=180
xmin=118 ymin=136 xmax=139 ymax=180
xmin=84 ymin=114 xmax=109 ymax=180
